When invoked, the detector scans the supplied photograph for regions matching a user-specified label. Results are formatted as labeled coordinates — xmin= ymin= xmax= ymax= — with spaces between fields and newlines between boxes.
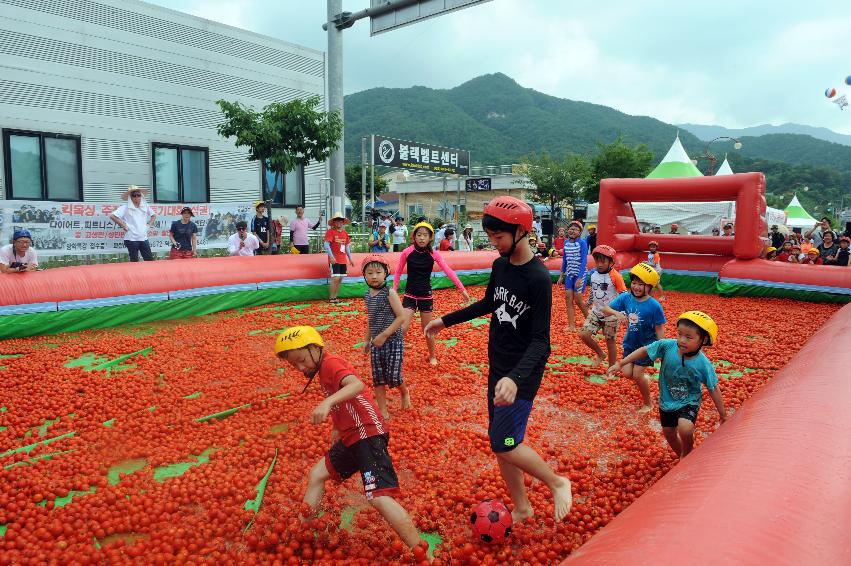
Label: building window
xmin=152 ymin=143 xmax=209 ymax=203
xmin=261 ymin=162 xmax=304 ymax=207
xmin=407 ymin=203 xmax=424 ymax=219
xmin=2 ymin=129 xmax=82 ymax=201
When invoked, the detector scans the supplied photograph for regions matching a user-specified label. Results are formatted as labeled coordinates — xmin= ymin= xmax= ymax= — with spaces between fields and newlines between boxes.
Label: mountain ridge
xmin=678 ymin=122 xmax=851 ymax=148
xmin=343 ymin=73 xmax=851 ymax=175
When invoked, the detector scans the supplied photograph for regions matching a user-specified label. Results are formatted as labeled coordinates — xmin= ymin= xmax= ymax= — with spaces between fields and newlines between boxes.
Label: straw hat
xmin=120 ymin=185 xmax=148 ymax=201
xmin=329 ymin=212 xmax=350 ymax=225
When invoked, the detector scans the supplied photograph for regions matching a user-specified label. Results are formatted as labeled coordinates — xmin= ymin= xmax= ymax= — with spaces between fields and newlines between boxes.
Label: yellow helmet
xmin=412 ymin=221 xmax=434 ymax=238
xmin=274 ymin=326 xmax=324 ymax=355
xmin=528 ymin=233 xmax=538 ymax=242
xmin=766 ymin=246 xmax=777 ymax=253
xmin=678 ymin=311 xmax=718 ymax=346
xmin=629 ymin=262 xmax=660 ymax=287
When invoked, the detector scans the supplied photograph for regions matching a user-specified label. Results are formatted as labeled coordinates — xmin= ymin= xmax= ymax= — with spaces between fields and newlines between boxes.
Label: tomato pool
xmin=0 ymin=288 xmax=839 ymax=565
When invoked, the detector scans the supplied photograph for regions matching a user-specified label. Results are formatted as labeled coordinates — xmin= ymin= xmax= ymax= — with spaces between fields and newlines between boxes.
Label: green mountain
xmin=344 ymin=73 xmax=851 ymax=176
xmin=344 ymin=73 xmax=705 ymax=165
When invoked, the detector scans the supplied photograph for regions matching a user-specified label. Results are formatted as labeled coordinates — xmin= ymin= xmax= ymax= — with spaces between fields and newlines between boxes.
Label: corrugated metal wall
xmin=0 ymin=0 xmax=327 ymax=207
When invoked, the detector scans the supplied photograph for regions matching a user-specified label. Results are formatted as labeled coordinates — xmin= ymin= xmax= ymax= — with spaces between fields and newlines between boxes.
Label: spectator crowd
xmin=5 ymin=186 xmax=851 ymax=274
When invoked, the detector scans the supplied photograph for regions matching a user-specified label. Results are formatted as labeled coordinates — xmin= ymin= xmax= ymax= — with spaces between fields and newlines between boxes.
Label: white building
xmin=0 ymin=0 xmax=328 ymax=217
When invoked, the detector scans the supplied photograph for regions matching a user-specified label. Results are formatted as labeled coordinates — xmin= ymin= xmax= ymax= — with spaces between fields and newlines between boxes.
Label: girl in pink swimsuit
xmin=393 ymin=221 xmax=470 ymax=365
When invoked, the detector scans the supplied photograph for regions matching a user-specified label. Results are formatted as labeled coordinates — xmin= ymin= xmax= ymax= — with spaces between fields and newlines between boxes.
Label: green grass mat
xmin=243 ymin=449 xmax=279 ymax=532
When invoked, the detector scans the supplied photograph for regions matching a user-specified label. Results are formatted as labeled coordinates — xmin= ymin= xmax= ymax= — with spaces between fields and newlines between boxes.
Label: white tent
xmin=587 ymin=201 xmax=734 ymax=234
xmin=715 ymin=157 xmax=734 ymax=176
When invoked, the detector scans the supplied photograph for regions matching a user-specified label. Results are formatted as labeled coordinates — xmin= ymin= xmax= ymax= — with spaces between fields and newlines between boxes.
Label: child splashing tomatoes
xmin=274 ymin=326 xmax=429 ymax=559
xmin=602 ymin=262 xmax=666 ymax=413
xmin=608 ymin=312 xmax=727 ymax=459
xmin=361 ymin=255 xmax=410 ymax=419
xmin=579 ymin=245 xmax=626 ymax=366
xmin=393 ymin=221 xmax=470 ymax=366
xmin=556 ymin=221 xmax=589 ymax=331
xmin=424 ymin=196 xmax=573 ymax=525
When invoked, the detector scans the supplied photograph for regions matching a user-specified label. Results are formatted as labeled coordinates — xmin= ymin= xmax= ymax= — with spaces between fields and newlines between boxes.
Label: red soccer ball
xmin=470 ymin=500 xmax=513 ymax=544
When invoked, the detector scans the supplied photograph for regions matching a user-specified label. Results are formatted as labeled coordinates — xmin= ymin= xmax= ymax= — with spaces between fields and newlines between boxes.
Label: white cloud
xmin=143 ymin=0 xmax=851 ymax=133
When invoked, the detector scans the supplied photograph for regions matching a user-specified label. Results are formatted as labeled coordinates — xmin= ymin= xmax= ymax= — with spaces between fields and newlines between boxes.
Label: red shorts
xmin=169 ymin=248 xmax=194 ymax=260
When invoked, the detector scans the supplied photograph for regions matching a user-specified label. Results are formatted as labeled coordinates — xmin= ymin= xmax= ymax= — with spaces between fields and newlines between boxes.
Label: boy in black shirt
xmin=425 ymin=196 xmax=572 ymax=524
xmin=252 ymin=202 xmax=271 ymax=255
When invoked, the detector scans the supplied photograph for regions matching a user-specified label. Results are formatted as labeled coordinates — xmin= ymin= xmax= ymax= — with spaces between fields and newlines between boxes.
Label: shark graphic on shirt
xmin=494 ymin=303 xmax=520 ymax=328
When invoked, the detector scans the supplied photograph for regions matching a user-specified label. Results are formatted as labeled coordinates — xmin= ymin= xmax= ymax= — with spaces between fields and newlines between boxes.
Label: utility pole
xmin=370 ymin=136 xmax=376 ymax=225
xmin=442 ymin=177 xmax=448 ymax=223
xmin=327 ymin=0 xmax=345 ymax=213
xmin=361 ymin=137 xmax=367 ymax=223
xmin=456 ymin=177 xmax=462 ymax=224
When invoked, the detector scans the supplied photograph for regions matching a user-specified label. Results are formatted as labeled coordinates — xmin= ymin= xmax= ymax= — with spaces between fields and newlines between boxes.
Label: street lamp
xmin=690 ymin=136 xmax=743 ymax=175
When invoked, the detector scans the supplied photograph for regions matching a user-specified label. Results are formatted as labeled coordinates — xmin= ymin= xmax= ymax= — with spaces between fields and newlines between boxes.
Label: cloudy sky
xmin=147 ymin=0 xmax=851 ymax=134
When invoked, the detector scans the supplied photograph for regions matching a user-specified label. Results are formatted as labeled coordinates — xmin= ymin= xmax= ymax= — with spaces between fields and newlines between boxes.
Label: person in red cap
xmin=361 ymin=255 xmax=409 ymax=419
xmin=425 ymin=196 xmax=573 ymax=524
xmin=646 ymin=241 xmax=665 ymax=300
xmin=580 ymin=245 xmax=626 ymax=366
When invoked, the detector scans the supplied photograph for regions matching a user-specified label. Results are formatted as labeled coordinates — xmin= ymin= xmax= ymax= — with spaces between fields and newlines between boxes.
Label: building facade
xmin=0 ymin=0 xmax=327 ymax=217
xmin=389 ymin=166 xmax=572 ymax=234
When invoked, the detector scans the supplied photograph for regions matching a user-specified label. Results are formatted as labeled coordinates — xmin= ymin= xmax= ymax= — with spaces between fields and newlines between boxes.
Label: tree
xmin=216 ymin=96 xmax=343 ymax=200
xmin=586 ymin=136 xmax=653 ymax=203
xmin=516 ymin=153 xmax=590 ymax=237
xmin=344 ymin=164 xmax=389 ymax=220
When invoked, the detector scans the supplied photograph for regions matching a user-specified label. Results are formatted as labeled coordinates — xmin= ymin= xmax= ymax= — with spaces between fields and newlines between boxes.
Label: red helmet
xmin=591 ymin=245 xmax=616 ymax=260
xmin=648 ymin=240 xmax=659 ymax=247
xmin=840 ymin=236 xmax=851 ymax=244
xmin=361 ymin=254 xmax=391 ymax=275
xmin=483 ymin=196 xmax=533 ymax=232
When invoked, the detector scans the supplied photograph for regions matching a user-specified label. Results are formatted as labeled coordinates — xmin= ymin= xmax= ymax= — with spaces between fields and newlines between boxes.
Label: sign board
xmin=372 ymin=135 xmax=470 ymax=175
xmin=465 ymin=177 xmax=492 ymax=192
xmin=1 ymin=200 xmax=260 ymax=257
xmin=370 ymin=0 xmax=492 ymax=36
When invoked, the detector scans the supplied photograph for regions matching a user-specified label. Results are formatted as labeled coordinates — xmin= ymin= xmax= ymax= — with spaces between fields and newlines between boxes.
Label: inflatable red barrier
xmin=720 ymin=258 xmax=851 ymax=291
xmin=0 ymin=251 xmax=503 ymax=307
xmin=564 ymin=301 xmax=851 ymax=565
xmin=598 ymin=173 xmax=767 ymax=261
xmin=598 ymin=173 xmax=767 ymax=262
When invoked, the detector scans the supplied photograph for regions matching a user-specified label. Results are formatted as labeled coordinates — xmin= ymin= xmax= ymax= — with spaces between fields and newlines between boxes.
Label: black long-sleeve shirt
xmin=442 ymin=256 xmax=552 ymax=399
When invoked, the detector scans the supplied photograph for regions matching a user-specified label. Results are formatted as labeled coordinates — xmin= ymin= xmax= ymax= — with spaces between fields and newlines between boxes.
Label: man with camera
xmin=1 ymin=230 xmax=39 ymax=273
xmin=804 ymin=217 xmax=836 ymax=249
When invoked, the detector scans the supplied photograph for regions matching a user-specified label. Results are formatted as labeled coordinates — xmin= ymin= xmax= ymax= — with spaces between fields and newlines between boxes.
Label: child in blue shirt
xmin=556 ymin=220 xmax=589 ymax=331
xmin=603 ymin=262 xmax=666 ymax=412
xmin=609 ymin=311 xmax=726 ymax=459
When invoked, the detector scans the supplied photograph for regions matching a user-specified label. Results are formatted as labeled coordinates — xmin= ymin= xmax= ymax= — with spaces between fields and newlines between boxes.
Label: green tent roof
xmin=647 ymin=135 xmax=704 ymax=179
xmin=784 ymin=195 xmax=816 ymax=228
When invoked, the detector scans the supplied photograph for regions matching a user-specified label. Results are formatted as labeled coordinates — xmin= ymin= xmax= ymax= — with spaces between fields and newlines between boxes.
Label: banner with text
xmin=0 ymin=200 xmax=256 ymax=256
xmin=372 ymin=135 xmax=470 ymax=175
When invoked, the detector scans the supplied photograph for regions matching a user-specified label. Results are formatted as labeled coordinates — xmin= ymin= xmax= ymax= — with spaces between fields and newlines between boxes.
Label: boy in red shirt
xmin=553 ymin=226 xmax=566 ymax=256
xmin=275 ymin=326 xmax=425 ymax=555
xmin=438 ymin=228 xmax=455 ymax=251
xmin=324 ymin=212 xmax=355 ymax=303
